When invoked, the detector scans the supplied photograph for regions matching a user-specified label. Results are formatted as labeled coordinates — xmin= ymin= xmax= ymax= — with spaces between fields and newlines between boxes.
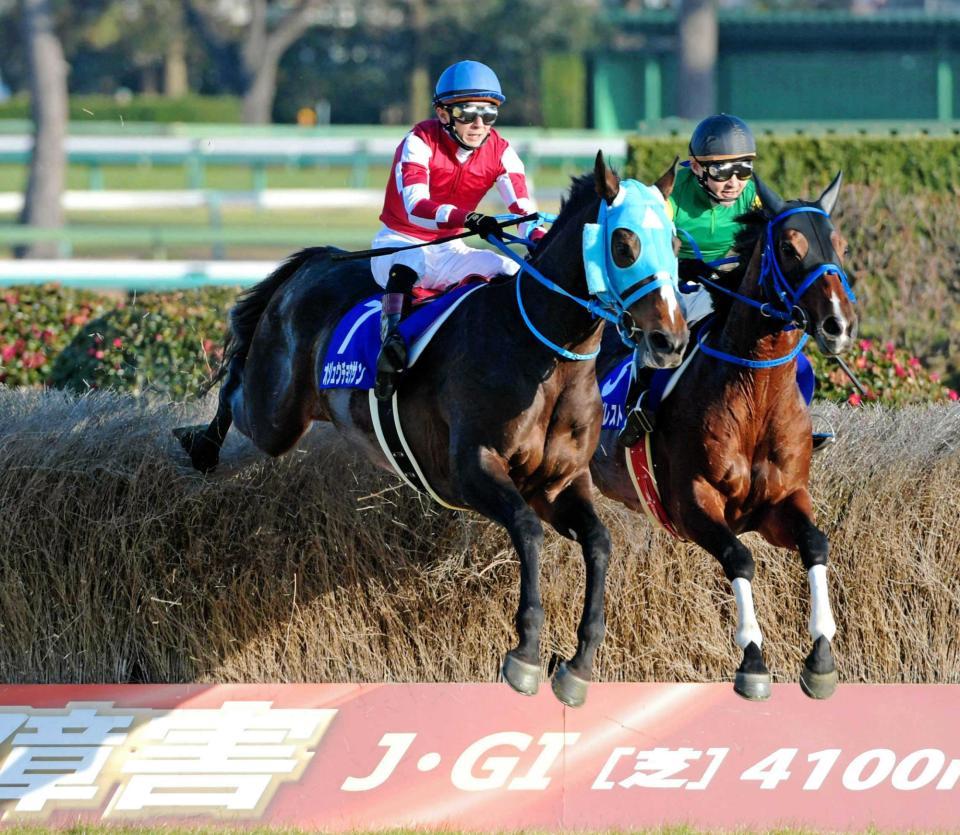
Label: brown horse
xmin=175 ymin=153 xmax=688 ymax=706
xmin=592 ymin=172 xmax=857 ymax=700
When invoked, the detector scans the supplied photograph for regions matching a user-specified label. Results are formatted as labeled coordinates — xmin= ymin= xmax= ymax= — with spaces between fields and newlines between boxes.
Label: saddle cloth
xmin=319 ymin=281 xmax=485 ymax=390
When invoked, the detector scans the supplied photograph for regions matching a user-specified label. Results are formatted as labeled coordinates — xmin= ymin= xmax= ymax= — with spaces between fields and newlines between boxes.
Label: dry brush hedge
xmin=0 ymin=389 xmax=958 ymax=686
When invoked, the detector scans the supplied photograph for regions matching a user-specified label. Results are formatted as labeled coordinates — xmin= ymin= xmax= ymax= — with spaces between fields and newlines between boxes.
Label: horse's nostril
xmin=649 ymin=331 xmax=671 ymax=354
xmin=822 ymin=315 xmax=844 ymax=338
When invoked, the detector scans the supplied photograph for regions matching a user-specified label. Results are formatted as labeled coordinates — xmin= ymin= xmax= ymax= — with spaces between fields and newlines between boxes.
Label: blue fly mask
xmin=581 ymin=180 xmax=680 ymax=348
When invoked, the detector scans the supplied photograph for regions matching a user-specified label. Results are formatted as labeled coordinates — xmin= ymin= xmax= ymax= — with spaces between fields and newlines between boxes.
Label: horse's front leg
xmin=173 ymin=353 xmax=244 ymax=473
xmin=456 ymin=445 xmax=546 ymax=697
xmin=759 ymin=490 xmax=838 ymax=699
xmin=540 ymin=473 xmax=612 ymax=708
xmin=681 ymin=479 xmax=771 ymax=700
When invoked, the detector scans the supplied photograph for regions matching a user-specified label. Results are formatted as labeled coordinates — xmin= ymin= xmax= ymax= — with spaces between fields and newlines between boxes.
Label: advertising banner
xmin=0 ymin=683 xmax=957 ymax=830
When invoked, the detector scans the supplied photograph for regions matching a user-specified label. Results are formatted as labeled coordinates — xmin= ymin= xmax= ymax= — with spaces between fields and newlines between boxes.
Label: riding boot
xmin=618 ymin=368 xmax=657 ymax=448
xmin=374 ymin=264 xmax=417 ymax=402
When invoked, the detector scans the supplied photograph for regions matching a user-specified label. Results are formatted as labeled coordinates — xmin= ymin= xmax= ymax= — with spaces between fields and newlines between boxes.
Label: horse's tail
xmin=202 ymin=247 xmax=331 ymax=395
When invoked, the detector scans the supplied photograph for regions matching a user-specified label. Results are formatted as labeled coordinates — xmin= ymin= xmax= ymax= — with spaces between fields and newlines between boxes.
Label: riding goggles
xmin=447 ymin=103 xmax=499 ymax=125
xmin=703 ymin=159 xmax=754 ymax=182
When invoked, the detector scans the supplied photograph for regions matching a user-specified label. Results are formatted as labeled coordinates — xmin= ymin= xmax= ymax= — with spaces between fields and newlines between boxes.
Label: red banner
xmin=0 ymin=684 xmax=957 ymax=830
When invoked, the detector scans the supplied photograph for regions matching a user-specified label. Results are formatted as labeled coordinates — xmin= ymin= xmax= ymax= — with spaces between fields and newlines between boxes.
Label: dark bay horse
xmin=176 ymin=153 xmax=689 ymax=706
xmin=592 ymin=173 xmax=857 ymax=700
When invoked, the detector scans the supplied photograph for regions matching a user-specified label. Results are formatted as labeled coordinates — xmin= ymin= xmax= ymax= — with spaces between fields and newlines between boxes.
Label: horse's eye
xmin=780 ymin=240 xmax=797 ymax=259
xmin=611 ymin=228 xmax=640 ymax=268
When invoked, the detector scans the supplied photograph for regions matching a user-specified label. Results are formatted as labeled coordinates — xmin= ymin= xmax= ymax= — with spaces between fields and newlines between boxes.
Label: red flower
xmin=855 ymin=356 xmax=867 ymax=369
xmin=949 ymin=390 xmax=959 ymax=402
xmin=1 ymin=346 xmax=15 ymax=363
xmin=908 ymin=356 xmax=921 ymax=368
xmin=113 ymin=338 xmax=123 ymax=348
xmin=94 ymin=350 xmax=105 ymax=360
xmin=930 ymin=372 xmax=941 ymax=382
xmin=848 ymin=392 xmax=862 ymax=407
xmin=894 ymin=363 xmax=906 ymax=378
xmin=22 ymin=351 xmax=46 ymax=370
xmin=859 ymin=339 xmax=873 ymax=351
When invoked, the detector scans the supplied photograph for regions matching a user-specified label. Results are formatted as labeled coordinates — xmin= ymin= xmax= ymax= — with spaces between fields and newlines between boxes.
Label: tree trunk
xmin=17 ymin=0 xmax=68 ymax=259
xmin=407 ymin=0 xmax=430 ymax=124
xmin=677 ymin=0 xmax=717 ymax=120
xmin=240 ymin=0 xmax=320 ymax=125
xmin=164 ymin=34 xmax=189 ymax=98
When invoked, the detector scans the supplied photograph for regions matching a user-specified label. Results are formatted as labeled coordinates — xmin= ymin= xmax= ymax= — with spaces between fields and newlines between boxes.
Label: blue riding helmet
xmin=582 ymin=180 xmax=678 ymax=313
xmin=433 ymin=61 xmax=505 ymax=106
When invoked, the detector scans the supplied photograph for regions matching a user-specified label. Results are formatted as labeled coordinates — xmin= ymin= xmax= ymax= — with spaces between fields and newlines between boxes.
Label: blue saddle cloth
xmin=319 ymin=282 xmax=481 ymax=390
xmin=599 ymin=348 xmax=815 ymax=432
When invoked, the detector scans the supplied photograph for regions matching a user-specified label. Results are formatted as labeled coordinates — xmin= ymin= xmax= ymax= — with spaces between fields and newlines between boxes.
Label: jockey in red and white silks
xmin=370 ymin=63 xmax=542 ymax=292
xmin=371 ymin=60 xmax=543 ymax=401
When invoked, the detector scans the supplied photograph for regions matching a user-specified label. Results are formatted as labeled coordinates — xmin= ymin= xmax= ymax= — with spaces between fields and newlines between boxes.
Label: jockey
xmin=371 ymin=59 xmax=543 ymax=401
xmin=619 ymin=113 xmax=760 ymax=447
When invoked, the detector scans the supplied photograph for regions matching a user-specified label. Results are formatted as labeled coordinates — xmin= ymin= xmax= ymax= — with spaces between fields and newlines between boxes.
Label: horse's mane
xmin=530 ymin=171 xmax=600 ymax=256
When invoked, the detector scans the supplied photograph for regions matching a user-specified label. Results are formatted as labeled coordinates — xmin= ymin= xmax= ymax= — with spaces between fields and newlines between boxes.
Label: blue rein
xmin=682 ymin=206 xmax=855 ymax=369
xmin=487 ymin=213 xmax=674 ymax=362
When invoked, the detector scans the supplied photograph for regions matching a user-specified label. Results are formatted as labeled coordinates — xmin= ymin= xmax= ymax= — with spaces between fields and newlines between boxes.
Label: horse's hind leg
xmin=684 ymin=483 xmax=771 ymax=700
xmin=542 ymin=475 xmax=612 ymax=708
xmin=457 ymin=446 xmax=546 ymax=697
xmin=174 ymin=354 xmax=244 ymax=473
xmin=760 ymin=492 xmax=838 ymax=699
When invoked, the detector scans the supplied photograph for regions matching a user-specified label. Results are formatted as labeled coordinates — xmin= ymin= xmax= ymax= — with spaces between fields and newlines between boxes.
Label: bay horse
xmin=175 ymin=153 xmax=689 ymax=706
xmin=592 ymin=172 xmax=857 ymax=700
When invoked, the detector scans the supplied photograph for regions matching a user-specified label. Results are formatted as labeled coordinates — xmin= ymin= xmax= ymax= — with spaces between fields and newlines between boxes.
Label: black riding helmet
xmin=689 ymin=113 xmax=756 ymax=161
xmin=689 ymin=113 xmax=757 ymax=203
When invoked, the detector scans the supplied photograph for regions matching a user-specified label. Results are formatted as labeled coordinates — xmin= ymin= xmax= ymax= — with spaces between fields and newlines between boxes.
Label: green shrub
xmin=48 ymin=288 xmax=237 ymax=399
xmin=627 ymin=135 xmax=960 ymax=195
xmin=0 ymin=94 xmax=243 ymax=124
xmin=810 ymin=340 xmax=958 ymax=407
xmin=0 ymin=285 xmax=113 ymax=388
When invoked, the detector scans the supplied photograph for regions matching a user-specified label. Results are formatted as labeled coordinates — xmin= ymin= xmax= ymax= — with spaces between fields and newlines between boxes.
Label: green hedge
xmin=1 ymin=284 xmax=234 ymax=398
xmin=626 ymin=136 xmax=960 ymax=195
xmin=1 ymin=282 xmax=955 ymax=407
xmin=0 ymin=95 xmax=243 ymax=124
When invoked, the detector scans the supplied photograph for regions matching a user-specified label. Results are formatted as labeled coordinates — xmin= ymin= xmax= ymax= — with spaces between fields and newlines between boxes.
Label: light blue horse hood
xmin=582 ymin=180 xmax=677 ymax=306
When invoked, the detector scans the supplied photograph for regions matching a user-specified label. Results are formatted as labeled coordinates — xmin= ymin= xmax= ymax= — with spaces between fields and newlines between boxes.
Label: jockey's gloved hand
xmin=678 ymin=258 xmax=717 ymax=284
xmin=464 ymin=212 xmax=504 ymax=241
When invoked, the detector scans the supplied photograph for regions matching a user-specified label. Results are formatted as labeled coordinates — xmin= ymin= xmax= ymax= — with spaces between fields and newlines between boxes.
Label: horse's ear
xmin=754 ymin=173 xmax=785 ymax=215
xmin=594 ymin=150 xmax=620 ymax=204
xmin=654 ymin=156 xmax=679 ymax=200
xmin=818 ymin=170 xmax=843 ymax=216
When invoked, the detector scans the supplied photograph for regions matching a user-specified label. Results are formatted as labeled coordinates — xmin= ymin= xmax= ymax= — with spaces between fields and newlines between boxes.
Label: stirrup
xmin=618 ymin=394 xmax=656 ymax=448
xmin=374 ymin=370 xmax=398 ymax=402
xmin=812 ymin=432 xmax=835 ymax=454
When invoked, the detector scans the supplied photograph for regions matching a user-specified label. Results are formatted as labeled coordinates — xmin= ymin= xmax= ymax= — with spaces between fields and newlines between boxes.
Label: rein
xmin=488 ymin=190 xmax=677 ymax=361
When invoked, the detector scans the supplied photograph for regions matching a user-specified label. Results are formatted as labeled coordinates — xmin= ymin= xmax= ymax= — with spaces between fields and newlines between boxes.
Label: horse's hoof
xmin=800 ymin=666 xmax=838 ymax=700
xmin=734 ymin=671 xmax=772 ymax=701
xmin=172 ymin=426 xmax=220 ymax=473
xmin=501 ymin=652 xmax=539 ymax=696
xmin=551 ymin=661 xmax=589 ymax=708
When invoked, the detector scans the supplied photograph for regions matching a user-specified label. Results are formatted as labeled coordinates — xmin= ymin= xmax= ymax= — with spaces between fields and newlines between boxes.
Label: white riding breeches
xmin=369 ymin=227 xmax=521 ymax=291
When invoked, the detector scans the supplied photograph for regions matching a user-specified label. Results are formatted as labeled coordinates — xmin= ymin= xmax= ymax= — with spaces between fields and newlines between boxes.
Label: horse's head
xmin=754 ymin=173 xmax=858 ymax=356
xmin=586 ymin=152 xmax=689 ymax=368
